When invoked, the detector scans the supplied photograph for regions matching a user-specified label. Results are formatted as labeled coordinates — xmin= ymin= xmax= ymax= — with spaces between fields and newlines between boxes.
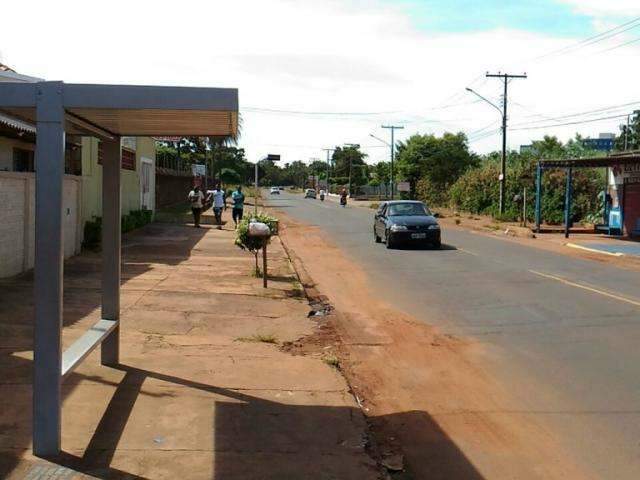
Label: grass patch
xmin=370 ymin=202 xmax=380 ymax=210
xmin=322 ymin=353 xmax=340 ymax=368
xmin=235 ymin=333 xmax=278 ymax=344
xmin=483 ymin=224 xmax=501 ymax=231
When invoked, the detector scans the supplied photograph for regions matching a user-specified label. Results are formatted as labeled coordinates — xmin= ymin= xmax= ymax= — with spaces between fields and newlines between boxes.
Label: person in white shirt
xmin=207 ymin=184 xmax=227 ymax=229
xmin=187 ymin=186 xmax=205 ymax=228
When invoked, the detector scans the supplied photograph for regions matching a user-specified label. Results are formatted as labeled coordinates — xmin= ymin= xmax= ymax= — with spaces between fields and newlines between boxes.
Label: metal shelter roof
xmin=539 ymin=152 xmax=640 ymax=169
xmin=0 ymin=81 xmax=239 ymax=138
xmin=0 ymin=80 xmax=240 ymax=457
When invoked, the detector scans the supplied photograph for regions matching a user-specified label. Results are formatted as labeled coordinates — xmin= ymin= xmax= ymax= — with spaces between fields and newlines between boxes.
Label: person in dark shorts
xmin=188 ymin=186 xmax=205 ymax=228
xmin=231 ymin=185 xmax=245 ymax=228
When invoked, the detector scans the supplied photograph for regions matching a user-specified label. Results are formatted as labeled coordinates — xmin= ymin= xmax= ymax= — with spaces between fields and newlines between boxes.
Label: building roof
xmin=0 ymin=81 xmax=239 ymax=138
xmin=0 ymin=111 xmax=35 ymax=133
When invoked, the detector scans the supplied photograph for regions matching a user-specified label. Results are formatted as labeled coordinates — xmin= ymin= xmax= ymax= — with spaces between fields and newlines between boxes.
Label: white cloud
xmin=1 ymin=0 xmax=639 ymax=163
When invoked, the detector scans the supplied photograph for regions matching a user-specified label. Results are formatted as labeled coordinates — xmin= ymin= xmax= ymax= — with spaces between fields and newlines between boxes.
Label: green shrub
xmin=235 ymin=212 xmax=279 ymax=253
xmin=449 ymin=157 xmax=604 ymax=224
xmin=83 ymin=217 xmax=102 ymax=249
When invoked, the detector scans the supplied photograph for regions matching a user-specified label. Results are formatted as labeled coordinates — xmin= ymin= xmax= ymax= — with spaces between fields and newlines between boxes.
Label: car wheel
xmin=385 ymin=232 xmax=395 ymax=249
xmin=432 ymin=239 xmax=441 ymax=249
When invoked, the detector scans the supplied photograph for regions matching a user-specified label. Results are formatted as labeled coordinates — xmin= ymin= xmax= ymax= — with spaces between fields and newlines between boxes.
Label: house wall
xmin=0 ymin=172 xmax=82 ymax=278
xmin=81 ymin=137 xmax=156 ymax=225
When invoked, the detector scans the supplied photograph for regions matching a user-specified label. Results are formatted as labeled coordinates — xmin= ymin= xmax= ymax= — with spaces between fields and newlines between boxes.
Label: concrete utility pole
xmin=323 ymin=148 xmax=334 ymax=192
xmin=381 ymin=125 xmax=404 ymax=199
xmin=485 ymin=72 xmax=527 ymax=214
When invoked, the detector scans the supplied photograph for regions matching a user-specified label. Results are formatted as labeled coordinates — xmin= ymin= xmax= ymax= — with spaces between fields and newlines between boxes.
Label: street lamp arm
xmin=369 ymin=133 xmax=390 ymax=147
xmin=465 ymin=87 xmax=503 ymax=117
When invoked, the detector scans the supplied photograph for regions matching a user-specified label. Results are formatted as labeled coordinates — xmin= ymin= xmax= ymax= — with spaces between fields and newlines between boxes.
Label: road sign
xmin=397 ymin=181 xmax=410 ymax=192
xmin=267 ymin=154 xmax=281 ymax=161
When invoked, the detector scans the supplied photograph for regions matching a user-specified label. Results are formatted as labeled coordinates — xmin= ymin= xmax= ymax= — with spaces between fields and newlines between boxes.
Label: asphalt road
xmin=268 ymin=191 xmax=640 ymax=479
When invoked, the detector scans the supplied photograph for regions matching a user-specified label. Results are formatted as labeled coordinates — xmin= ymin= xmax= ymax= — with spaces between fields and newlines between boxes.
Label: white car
xmin=304 ymin=188 xmax=317 ymax=199
xmin=270 ymin=187 xmax=280 ymax=195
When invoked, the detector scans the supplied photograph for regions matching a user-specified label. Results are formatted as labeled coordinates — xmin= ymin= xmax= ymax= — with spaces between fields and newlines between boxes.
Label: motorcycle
xmin=320 ymin=192 xmax=325 ymax=201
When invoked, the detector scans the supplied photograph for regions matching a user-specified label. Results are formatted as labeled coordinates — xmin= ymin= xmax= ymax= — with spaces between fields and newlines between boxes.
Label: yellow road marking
xmin=529 ymin=270 xmax=640 ymax=308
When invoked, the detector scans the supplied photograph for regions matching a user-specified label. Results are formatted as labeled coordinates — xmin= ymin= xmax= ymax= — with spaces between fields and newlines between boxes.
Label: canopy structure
xmin=0 ymin=81 xmax=238 ymax=456
xmin=535 ymin=152 xmax=640 ymax=237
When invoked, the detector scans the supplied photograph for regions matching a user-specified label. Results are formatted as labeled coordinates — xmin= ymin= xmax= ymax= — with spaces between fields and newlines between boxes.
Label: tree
xmin=395 ymin=132 xmax=478 ymax=203
xmin=614 ymin=110 xmax=640 ymax=151
xmin=331 ymin=146 xmax=368 ymax=186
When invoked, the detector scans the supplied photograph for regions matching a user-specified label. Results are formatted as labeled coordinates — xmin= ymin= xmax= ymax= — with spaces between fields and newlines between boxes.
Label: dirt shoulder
xmin=274 ymin=209 xmax=594 ymax=479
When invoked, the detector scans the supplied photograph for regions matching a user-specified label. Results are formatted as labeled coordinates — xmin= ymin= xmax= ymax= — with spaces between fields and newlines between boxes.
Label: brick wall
xmin=0 ymin=172 xmax=82 ymax=278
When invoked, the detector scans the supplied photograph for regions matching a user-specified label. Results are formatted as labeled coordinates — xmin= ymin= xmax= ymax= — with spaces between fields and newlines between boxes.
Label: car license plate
xmin=411 ymin=233 xmax=427 ymax=239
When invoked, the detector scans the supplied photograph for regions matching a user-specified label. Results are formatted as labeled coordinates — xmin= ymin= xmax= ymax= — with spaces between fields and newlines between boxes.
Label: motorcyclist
xmin=340 ymin=188 xmax=348 ymax=207
xmin=319 ymin=189 xmax=326 ymax=201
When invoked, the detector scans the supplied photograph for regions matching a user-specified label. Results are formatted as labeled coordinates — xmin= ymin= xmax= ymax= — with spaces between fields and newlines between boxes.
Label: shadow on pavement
xmin=390 ymin=243 xmax=457 ymax=251
xmin=370 ymin=410 xmax=485 ymax=479
xmin=0 ymin=223 xmax=207 ymax=478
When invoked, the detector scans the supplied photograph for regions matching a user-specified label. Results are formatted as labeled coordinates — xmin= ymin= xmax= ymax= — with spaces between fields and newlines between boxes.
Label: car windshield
xmin=387 ymin=203 xmax=430 ymax=216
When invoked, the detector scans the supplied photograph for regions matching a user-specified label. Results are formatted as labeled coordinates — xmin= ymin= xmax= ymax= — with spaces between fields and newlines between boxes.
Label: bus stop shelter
xmin=535 ymin=152 xmax=640 ymax=238
xmin=0 ymin=81 xmax=238 ymax=456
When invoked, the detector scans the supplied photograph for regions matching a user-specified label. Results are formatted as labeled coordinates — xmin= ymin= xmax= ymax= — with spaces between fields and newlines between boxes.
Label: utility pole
xmin=485 ymin=72 xmax=527 ymax=214
xmin=381 ymin=125 xmax=404 ymax=199
xmin=322 ymin=148 xmax=334 ymax=192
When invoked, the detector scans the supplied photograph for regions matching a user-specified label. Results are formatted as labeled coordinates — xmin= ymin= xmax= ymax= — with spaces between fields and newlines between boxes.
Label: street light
xmin=466 ymin=86 xmax=507 ymax=213
xmin=254 ymin=154 xmax=280 ymax=214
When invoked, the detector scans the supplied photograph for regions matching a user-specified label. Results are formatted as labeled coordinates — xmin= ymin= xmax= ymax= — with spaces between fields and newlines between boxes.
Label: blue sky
xmin=393 ymin=0 xmax=594 ymax=36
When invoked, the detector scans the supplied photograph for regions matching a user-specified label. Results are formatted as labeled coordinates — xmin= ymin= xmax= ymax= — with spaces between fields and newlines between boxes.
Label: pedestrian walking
xmin=207 ymin=183 xmax=226 ymax=230
xmin=188 ymin=186 xmax=205 ymax=228
xmin=231 ymin=185 xmax=245 ymax=228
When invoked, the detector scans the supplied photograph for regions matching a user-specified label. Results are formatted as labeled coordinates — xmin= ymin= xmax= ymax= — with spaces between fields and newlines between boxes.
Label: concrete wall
xmin=81 ymin=137 xmax=156 ymax=224
xmin=0 ymin=172 xmax=82 ymax=278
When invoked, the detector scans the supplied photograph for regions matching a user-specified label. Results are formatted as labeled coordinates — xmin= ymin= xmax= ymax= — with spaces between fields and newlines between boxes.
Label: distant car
xmin=304 ymin=188 xmax=317 ymax=199
xmin=270 ymin=187 xmax=280 ymax=195
xmin=373 ymin=200 xmax=441 ymax=249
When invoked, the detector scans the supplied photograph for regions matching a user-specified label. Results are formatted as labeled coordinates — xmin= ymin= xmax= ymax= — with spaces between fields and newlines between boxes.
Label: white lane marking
xmin=565 ymin=242 xmax=624 ymax=257
xmin=529 ymin=270 xmax=640 ymax=308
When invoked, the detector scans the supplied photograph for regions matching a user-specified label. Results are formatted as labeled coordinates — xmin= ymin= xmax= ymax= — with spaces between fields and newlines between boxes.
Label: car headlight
xmin=427 ymin=224 xmax=440 ymax=230
xmin=390 ymin=224 xmax=408 ymax=232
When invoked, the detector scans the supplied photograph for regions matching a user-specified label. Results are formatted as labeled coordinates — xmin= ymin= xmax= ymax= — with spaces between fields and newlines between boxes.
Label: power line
xmin=533 ymin=16 xmax=640 ymax=61
xmin=598 ymin=35 xmax=640 ymax=54
xmin=511 ymin=113 xmax=629 ymax=131
xmin=509 ymin=100 xmax=640 ymax=128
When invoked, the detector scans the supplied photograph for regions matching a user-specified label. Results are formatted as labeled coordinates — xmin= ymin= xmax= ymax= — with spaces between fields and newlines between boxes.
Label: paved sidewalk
xmin=0 ymin=217 xmax=377 ymax=479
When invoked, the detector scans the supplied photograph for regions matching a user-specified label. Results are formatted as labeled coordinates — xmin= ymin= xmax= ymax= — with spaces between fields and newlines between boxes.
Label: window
xmin=12 ymin=148 xmax=34 ymax=172
xmin=387 ymin=203 xmax=430 ymax=216
xmin=121 ymin=148 xmax=136 ymax=171
xmin=98 ymin=141 xmax=137 ymax=171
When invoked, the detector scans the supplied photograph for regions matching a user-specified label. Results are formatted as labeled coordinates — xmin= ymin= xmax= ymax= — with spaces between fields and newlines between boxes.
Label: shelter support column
xmin=33 ymin=82 xmax=65 ymax=456
xmin=535 ymin=162 xmax=542 ymax=233
xmin=101 ymin=136 xmax=121 ymax=365
xmin=564 ymin=167 xmax=573 ymax=239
